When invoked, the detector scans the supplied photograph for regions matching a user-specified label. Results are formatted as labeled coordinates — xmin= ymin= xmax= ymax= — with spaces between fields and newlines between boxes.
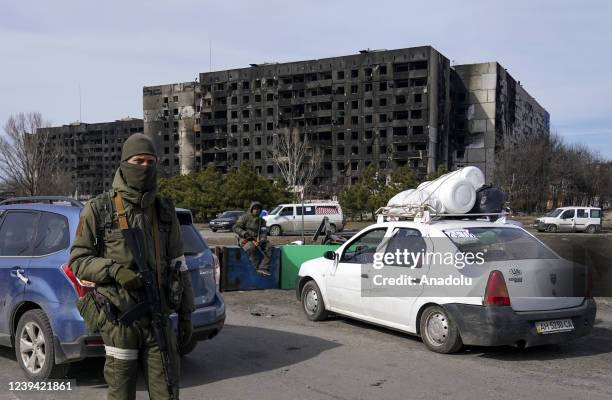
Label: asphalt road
xmin=1 ymin=290 xmax=611 ymax=400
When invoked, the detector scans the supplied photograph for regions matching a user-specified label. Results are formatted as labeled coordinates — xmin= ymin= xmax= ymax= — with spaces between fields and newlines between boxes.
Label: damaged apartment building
xmin=138 ymin=46 xmax=548 ymax=193
xmin=39 ymin=118 xmax=144 ymax=198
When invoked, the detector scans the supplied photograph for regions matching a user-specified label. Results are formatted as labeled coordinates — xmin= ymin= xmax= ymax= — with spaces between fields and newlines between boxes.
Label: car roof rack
xmin=375 ymin=205 xmax=506 ymax=222
xmin=0 ymin=196 xmax=83 ymax=208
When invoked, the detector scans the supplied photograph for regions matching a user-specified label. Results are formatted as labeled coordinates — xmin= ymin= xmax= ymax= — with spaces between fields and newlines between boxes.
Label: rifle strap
xmin=152 ymin=207 xmax=163 ymax=292
xmin=113 ymin=192 xmax=163 ymax=291
xmin=113 ymin=193 xmax=129 ymax=230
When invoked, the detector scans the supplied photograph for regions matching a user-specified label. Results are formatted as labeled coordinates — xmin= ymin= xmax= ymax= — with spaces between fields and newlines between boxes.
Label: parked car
xmin=535 ymin=206 xmax=602 ymax=233
xmin=0 ymin=196 xmax=225 ymax=380
xmin=209 ymin=210 xmax=244 ymax=232
xmin=264 ymin=201 xmax=345 ymax=236
xmin=296 ymin=219 xmax=596 ymax=354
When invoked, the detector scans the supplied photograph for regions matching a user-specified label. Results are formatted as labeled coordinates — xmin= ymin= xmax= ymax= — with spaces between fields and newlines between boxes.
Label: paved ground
xmin=1 ymin=290 xmax=611 ymax=400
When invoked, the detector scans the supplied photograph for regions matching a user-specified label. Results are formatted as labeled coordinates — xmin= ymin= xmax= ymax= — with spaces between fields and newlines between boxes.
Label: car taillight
xmin=484 ymin=270 xmax=511 ymax=306
xmin=211 ymin=253 xmax=221 ymax=289
xmin=61 ymin=264 xmax=94 ymax=299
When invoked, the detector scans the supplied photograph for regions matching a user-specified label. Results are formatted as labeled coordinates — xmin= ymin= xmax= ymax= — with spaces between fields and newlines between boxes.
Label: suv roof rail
xmin=0 ymin=196 xmax=84 ymax=208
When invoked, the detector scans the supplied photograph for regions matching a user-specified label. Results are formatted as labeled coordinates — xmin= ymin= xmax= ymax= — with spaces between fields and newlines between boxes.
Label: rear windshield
xmin=180 ymin=225 xmax=208 ymax=255
xmin=444 ymin=227 xmax=557 ymax=261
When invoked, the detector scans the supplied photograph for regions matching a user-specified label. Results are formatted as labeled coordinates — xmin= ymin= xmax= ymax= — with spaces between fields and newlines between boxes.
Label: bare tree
xmin=272 ymin=127 xmax=321 ymax=199
xmin=0 ymin=112 xmax=70 ymax=196
xmin=272 ymin=127 xmax=321 ymax=240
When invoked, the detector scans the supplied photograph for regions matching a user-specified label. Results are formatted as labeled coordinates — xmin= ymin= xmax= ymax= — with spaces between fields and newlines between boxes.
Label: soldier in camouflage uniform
xmin=233 ymin=201 xmax=272 ymax=275
xmin=70 ymin=134 xmax=194 ymax=400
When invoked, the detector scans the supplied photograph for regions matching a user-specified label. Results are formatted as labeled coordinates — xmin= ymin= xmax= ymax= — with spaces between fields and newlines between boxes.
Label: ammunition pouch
xmin=76 ymin=290 xmax=105 ymax=333
xmin=95 ymin=290 xmax=119 ymax=323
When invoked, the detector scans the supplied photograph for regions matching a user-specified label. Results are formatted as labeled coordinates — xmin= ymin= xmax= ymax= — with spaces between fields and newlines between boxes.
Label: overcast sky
xmin=1 ymin=0 xmax=610 ymax=159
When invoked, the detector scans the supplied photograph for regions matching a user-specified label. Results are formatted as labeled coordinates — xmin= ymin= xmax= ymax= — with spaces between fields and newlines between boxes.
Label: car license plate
xmin=535 ymin=319 xmax=574 ymax=334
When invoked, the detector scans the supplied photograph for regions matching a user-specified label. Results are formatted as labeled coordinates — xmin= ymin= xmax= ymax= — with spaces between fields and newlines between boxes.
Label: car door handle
xmin=11 ymin=268 xmax=29 ymax=284
xmin=361 ymin=273 xmax=369 ymax=278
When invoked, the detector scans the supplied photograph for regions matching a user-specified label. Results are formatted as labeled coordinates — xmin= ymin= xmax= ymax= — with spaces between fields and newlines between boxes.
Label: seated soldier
xmin=233 ymin=202 xmax=272 ymax=276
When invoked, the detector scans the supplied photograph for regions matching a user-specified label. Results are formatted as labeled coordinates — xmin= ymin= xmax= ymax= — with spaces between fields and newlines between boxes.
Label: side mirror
xmin=324 ymin=251 xmax=337 ymax=260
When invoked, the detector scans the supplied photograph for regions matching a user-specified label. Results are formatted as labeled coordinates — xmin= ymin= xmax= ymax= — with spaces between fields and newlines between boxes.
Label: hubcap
xmin=271 ymin=226 xmax=280 ymax=236
xmin=20 ymin=322 xmax=46 ymax=374
xmin=304 ymin=288 xmax=319 ymax=314
xmin=425 ymin=312 xmax=448 ymax=345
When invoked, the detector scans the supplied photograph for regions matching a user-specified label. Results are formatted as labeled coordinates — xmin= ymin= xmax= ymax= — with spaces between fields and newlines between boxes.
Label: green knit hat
xmin=121 ymin=134 xmax=158 ymax=162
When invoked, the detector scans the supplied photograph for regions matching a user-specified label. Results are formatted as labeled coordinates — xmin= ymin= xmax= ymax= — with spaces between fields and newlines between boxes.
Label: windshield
xmin=269 ymin=206 xmax=282 ymax=215
xmin=219 ymin=211 xmax=241 ymax=218
xmin=444 ymin=227 xmax=557 ymax=261
xmin=546 ymin=208 xmax=563 ymax=217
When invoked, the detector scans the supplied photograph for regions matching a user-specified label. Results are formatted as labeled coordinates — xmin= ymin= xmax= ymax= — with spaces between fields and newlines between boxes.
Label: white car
xmin=535 ymin=206 xmax=602 ymax=233
xmin=264 ymin=201 xmax=345 ymax=236
xmin=296 ymin=219 xmax=596 ymax=353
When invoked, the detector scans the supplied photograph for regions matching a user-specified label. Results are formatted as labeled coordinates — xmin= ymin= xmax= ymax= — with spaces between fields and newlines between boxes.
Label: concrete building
xmin=39 ymin=118 xmax=143 ymax=199
xmin=450 ymin=62 xmax=550 ymax=181
xmin=39 ymin=48 xmax=550 ymax=199
xmin=143 ymin=46 xmax=549 ymax=192
xmin=143 ymin=82 xmax=202 ymax=176
xmin=144 ymin=46 xmax=454 ymax=193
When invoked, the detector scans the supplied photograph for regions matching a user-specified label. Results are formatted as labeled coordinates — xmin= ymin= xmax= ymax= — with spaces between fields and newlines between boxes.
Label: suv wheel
xmin=546 ymin=224 xmax=558 ymax=233
xmin=269 ymin=225 xmax=282 ymax=236
xmin=211 ymin=228 xmax=217 ymax=232
xmin=419 ymin=305 xmax=463 ymax=354
xmin=586 ymin=225 xmax=597 ymax=234
xmin=15 ymin=310 xmax=69 ymax=380
xmin=301 ymin=281 xmax=328 ymax=321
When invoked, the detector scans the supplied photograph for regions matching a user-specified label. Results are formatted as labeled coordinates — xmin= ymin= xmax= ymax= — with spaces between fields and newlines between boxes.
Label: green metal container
xmin=280 ymin=245 xmax=340 ymax=289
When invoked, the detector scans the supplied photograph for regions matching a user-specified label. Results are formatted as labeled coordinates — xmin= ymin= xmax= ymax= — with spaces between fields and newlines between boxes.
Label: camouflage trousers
xmin=100 ymin=317 xmax=180 ymax=400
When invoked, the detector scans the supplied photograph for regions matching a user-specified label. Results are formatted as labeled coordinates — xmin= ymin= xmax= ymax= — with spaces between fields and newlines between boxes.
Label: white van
xmin=264 ymin=201 xmax=345 ymax=236
xmin=535 ymin=206 xmax=603 ymax=233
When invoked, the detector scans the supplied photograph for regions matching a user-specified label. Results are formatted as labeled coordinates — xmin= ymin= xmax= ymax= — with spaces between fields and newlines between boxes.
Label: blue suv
xmin=0 ymin=197 xmax=225 ymax=380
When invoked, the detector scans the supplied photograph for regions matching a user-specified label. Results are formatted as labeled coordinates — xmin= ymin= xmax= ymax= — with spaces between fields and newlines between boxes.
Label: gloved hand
xmin=115 ymin=267 xmax=143 ymax=291
xmin=179 ymin=318 xmax=193 ymax=344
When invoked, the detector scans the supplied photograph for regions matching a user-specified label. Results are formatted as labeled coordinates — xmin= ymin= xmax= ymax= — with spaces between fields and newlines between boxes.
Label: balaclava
xmin=120 ymin=134 xmax=158 ymax=192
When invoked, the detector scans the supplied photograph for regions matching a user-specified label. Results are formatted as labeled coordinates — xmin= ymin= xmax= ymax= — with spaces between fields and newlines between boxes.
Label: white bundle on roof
xmin=386 ymin=166 xmax=485 ymax=215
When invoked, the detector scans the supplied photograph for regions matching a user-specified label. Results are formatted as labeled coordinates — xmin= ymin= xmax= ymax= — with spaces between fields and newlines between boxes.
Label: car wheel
xmin=301 ymin=281 xmax=328 ymax=321
xmin=586 ymin=225 xmax=597 ymax=234
xmin=328 ymin=224 xmax=337 ymax=234
xmin=269 ymin=225 xmax=282 ymax=236
xmin=15 ymin=310 xmax=69 ymax=380
xmin=419 ymin=305 xmax=463 ymax=354
xmin=211 ymin=228 xmax=217 ymax=232
xmin=179 ymin=336 xmax=198 ymax=357
xmin=546 ymin=224 xmax=558 ymax=233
